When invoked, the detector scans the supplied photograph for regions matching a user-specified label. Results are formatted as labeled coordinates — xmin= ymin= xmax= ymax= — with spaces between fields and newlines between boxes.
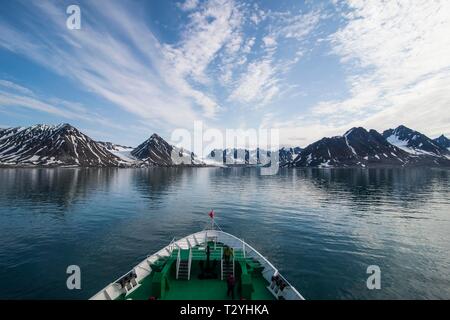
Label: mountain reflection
xmin=0 ymin=168 xmax=120 ymax=209
xmin=0 ymin=167 xmax=449 ymax=299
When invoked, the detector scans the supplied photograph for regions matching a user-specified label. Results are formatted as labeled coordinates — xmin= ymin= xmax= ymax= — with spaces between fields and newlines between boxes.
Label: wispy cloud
xmin=226 ymin=7 xmax=323 ymax=108
xmin=160 ymin=0 xmax=244 ymax=116
xmin=0 ymin=0 xmax=326 ymax=133
xmin=272 ymin=10 xmax=323 ymax=41
xmin=0 ymin=80 xmax=34 ymax=96
xmin=0 ymin=0 xmax=218 ymax=128
xmin=1 ymin=0 xmax=447 ymax=147
xmin=229 ymin=58 xmax=279 ymax=106
xmin=0 ymin=79 xmax=127 ymax=131
xmin=178 ymin=0 xmax=199 ymax=11
xmin=311 ymin=0 xmax=450 ymax=136
xmin=262 ymin=0 xmax=450 ymax=147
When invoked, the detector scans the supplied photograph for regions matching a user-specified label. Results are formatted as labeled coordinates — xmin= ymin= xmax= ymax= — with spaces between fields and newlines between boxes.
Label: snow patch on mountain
xmin=0 ymin=124 xmax=123 ymax=167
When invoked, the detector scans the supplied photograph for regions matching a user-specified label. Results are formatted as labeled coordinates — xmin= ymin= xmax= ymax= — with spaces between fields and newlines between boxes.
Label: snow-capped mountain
xmin=293 ymin=127 xmax=413 ymax=167
xmin=131 ymin=133 xmax=204 ymax=166
xmin=1 ymin=123 xmax=449 ymax=168
xmin=433 ymin=134 xmax=450 ymax=150
xmin=0 ymin=127 xmax=24 ymax=140
xmin=0 ymin=124 xmax=123 ymax=166
xmin=293 ymin=126 xmax=450 ymax=168
xmin=382 ymin=125 xmax=449 ymax=157
xmin=279 ymin=147 xmax=302 ymax=165
xmin=207 ymin=147 xmax=302 ymax=166
xmin=207 ymin=148 xmax=271 ymax=165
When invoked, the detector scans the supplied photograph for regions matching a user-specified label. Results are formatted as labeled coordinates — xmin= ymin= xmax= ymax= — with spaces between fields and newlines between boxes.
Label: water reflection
xmin=0 ymin=167 xmax=449 ymax=299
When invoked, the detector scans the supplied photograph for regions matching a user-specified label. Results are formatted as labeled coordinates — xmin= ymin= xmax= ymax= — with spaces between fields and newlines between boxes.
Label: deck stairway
xmin=176 ymin=249 xmax=192 ymax=280
xmin=221 ymin=247 xmax=235 ymax=280
xmin=177 ymin=260 xmax=189 ymax=280
xmin=221 ymin=258 xmax=234 ymax=280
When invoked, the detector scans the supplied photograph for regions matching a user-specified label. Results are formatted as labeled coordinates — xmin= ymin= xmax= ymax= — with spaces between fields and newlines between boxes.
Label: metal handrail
xmin=175 ymin=249 xmax=181 ymax=279
xmin=213 ymin=230 xmax=303 ymax=298
xmin=187 ymin=248 xmax=192 ymax=280
xmin=220 ymin=247 xmax=224 ymax=280
xmin=110 ymin=236 xmax=176 ymax=287
xmin=91 ymin=229 xmax=304 ymax=300
xmin=232 ymin=249 xmax=235 ymax=277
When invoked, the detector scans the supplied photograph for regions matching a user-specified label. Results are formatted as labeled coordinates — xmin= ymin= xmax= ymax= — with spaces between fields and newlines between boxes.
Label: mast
xmin=208 ymin=209 xmax=215 ymax=230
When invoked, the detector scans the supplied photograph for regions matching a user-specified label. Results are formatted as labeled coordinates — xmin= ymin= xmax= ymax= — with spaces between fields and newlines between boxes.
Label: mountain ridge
xmin=382 ymin=125 xmax=449 ymax=157
xmin=131 ymin=133 xmax=204 ymax=166
xmin=0 ymin=123 xmax=123 ymax=167
xmin=434 ymin=134 xmax=450 ymax=150
xmin=1 ymin=123 xmax=449 ymax=168
xmin=292 ymin=126 xmax=450 ymax=168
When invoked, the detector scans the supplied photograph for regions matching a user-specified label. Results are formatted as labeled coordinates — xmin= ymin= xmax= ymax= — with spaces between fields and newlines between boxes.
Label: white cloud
xmin=0 ymin=0 xmax=325 ymax=132
xmin=3 ymin=0 xmax=446 ymax=148
xmin=179 ymin=0 xmax=199 ymax=11
xmin=242 ymin=37 xmax=255 ymax=54
xmin=229 ymin=58 xmax=280 ymax=106
xmin=0 ymin=80 xmax=34 ymax=96
xmin=160 ymin=0 xmax=245 ymax=115
xmin=224 ymin=7 xmax=324 ymax=109
xmin=262 ymin=35 xmax=277 ymax=48
xmin=163 ymin=0 xmax=243 ymax=82
xmin=310 ymin=0 xmax=450 ymax=138
xmin=224 ymin=7 xmax=322 ymax=110
xmin=0 ymin=0 xmax=226 ymax=127
xmin=274 ymin=10 xmax=322 ymax=41
xmin=0 ymin=80 xmax=125 ymax=131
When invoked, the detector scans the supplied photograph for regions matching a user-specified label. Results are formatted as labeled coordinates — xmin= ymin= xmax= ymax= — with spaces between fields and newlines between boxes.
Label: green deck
xmin=116 ymin=242 xmax=275 ymax=300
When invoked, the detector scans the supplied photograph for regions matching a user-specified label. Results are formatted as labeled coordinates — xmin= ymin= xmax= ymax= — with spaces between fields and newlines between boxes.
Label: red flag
xmin=208 ymin=209 xmax=215 ymax=219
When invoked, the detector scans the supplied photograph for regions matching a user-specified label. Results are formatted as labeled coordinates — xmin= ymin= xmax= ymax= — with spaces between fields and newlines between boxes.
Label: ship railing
xmin=167 ymin=237 xmax=177 ymax=253
xmin=187 ymin=248 xmax=193 ymax=280
xmin=232 ymin=250 xmax=235 ymax=277
xmin=91 ymin=234 xmax=199 ymax=300
xmin=175 ymin=248 xmax=181 ymax=279
xmin=171 ymin=230 xmax=290 ymax=288
xmin=220 ymin=247 xmax=224 ymax=280
xmin=212 ymin=230 xmax=304 ymax=300
xmin=91 ymin=230 xmax=304 ymax=300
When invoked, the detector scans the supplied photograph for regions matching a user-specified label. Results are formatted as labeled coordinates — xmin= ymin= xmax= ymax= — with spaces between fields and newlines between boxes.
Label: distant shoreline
xmin=1 ymin=164 xmax=449 ymax=169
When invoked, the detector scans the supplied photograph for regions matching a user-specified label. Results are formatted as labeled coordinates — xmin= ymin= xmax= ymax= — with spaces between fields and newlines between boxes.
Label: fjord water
xmin=0 ymin=168 xmax=449 ymax=299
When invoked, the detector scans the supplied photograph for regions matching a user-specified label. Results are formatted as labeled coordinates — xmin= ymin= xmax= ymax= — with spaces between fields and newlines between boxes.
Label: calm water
xmin=0 ymin=167 xmax=449 ymax=299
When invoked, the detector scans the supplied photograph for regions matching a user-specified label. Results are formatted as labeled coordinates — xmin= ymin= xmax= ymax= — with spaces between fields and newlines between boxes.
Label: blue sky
xmin=0 ymin=0 xmax=449 ymax=148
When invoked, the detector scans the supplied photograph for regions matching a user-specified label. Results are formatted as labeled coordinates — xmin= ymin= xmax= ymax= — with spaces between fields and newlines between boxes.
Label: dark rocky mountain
xmin=207 ymin=147 xmax=301 ymax=166
xmin=1 ymin=123 xmax=449 ymax=168
xmin=293 ymin=127 xmax=415 ymax=167
xmin=0 ymin=124 xmax=123 ymax=166
xmin=382 ymin=125 xmax=449 ymax=157
xmin=433 ymin=134 xmax=450 ymax=150
xmin=279 ymin=147 xmax=302 ymax=165
xmin=0 ymin=127 xmax=24 ymax=140
xmin=131 ymin=133 xmax=203 ymax=166
xmin=208 ymin=148 xmax=271 ymax=165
